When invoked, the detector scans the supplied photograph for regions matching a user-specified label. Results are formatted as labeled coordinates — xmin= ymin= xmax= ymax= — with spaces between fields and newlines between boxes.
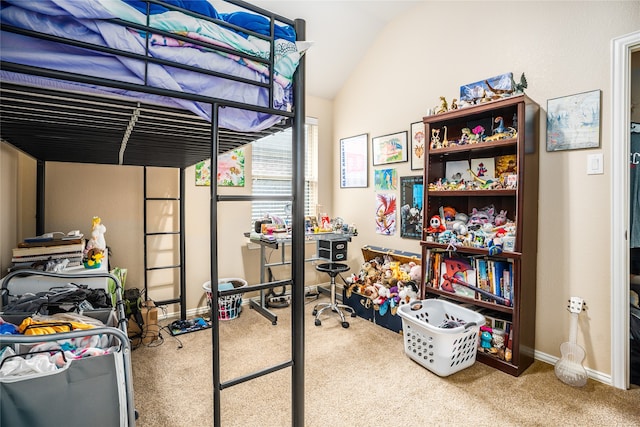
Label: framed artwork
xmin=340 ymin=133 xmax=368 ymax=188
xmin=400 ymin=176 xmax=424 ymax=239
xmin=410 ymin=121 xmax=425 ymax=170
xmin=374 ymin=168 xmax=397 ymax=190
xmin=546 ymin=89 xmax=601 ymax=151
xmin=372 ymin=131 xmax=408 ymax=166
xmin=195 ymin=148 xmax=246 ymax=187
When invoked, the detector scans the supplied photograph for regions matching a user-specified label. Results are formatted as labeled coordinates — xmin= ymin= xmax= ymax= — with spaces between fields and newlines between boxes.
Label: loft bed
xmin=0 ymin=0 xmax=308 ymax=425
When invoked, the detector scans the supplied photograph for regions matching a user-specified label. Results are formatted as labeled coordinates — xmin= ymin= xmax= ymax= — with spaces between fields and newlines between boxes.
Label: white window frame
xmin=251 ymin=117 xmax=318 ymax=225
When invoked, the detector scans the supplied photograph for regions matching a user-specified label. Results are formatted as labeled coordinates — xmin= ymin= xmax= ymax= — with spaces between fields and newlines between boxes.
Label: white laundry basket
xmin=202 ymin=278 xmax=247 ymax=320
xmin=397 ymin=299 xmax=485 ymax=376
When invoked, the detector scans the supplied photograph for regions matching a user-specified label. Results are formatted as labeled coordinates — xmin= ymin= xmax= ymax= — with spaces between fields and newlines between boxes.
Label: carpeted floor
xmin=131 ymin=297 xmax=640 ymax=426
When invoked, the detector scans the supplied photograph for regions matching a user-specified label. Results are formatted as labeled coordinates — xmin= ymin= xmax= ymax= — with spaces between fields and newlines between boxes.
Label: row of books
xmin=427 ymin=252 xmax=513 ymax=307
xmin=10 ymin=238 xmax=86 ymax=271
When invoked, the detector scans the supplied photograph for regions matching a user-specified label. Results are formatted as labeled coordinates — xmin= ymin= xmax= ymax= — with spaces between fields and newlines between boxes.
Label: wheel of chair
xmin=312 ymin=309 xmax=317 ymax=315
xmin=315 ymin=319 xmax=321 ymax=326
xmin=341 ymin=321 xmax=349 ymax=328
xmin=350 ymin=312 xmax=356 ymax=317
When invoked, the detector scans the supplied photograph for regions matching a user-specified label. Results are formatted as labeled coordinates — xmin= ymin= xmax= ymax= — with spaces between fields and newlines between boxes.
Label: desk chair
xmin=313 ymin=263 xmax=356 ymax=328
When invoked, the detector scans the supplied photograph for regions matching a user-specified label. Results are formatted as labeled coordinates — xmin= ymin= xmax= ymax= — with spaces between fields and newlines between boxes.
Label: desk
xmin=245 ymin=232 xmax=354 ymax=324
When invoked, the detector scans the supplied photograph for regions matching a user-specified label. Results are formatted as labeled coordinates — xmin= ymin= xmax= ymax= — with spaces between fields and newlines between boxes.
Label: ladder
xmin=143 ymin=166 xmax=186 ymax=320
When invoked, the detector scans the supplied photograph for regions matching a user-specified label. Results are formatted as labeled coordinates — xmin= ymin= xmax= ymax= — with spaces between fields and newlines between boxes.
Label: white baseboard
xmin=534 ymin=350 xmax=612 ymax=386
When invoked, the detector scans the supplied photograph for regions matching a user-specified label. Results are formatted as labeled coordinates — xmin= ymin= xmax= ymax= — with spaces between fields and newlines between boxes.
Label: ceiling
xmin=250 ymin=1 xmax=421 ymax=100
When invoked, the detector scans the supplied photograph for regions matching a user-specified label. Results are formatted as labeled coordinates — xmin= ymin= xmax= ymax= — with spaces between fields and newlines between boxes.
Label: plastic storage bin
xmin=202 ymin=278 xmax=247 ymax=320
xmin=397 ymin=299 xmax=485 ymax=376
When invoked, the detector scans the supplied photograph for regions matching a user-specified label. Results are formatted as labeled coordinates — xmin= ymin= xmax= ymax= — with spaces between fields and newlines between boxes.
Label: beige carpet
xmin=131 ymin=297 xmax=640 ymax=426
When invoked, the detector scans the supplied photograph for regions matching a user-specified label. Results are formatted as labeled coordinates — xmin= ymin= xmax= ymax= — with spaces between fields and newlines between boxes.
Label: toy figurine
xmin=480 ymin=331 xmax=493 ymax=349
xmin=435 ymin=96 xmax=448 ymax=114
xmin=430 ymin=128 xmax=441 ymax=149
xmin=427 ymin=215 xmax=446 ymax=234
xmin=87 ymin=216 xmax=106 ymax=251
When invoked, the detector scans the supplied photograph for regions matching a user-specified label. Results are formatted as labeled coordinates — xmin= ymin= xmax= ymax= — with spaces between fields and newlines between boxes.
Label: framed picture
xmin=400 ymin=176 xmax=424 ymax=239
xmin=372 ymin=131 xmax=408 ymax=166
xmin=410 ymin=121 xmax=426 ymax=170
xmin=340 ymin=134 xmax=368 ymax=188
xmin=546 ymin=89 xmax=601 ymax=151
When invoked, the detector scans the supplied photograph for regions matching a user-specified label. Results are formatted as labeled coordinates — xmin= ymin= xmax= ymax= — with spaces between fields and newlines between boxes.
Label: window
xmin=251 ymin=118 xmax=318 ymax=224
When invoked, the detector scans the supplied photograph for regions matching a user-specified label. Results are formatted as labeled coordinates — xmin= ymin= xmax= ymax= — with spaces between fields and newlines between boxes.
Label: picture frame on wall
xmin=372 ymin=131 xmax=408 ymax=166
xmin=546 ymin=89 xmax=601 ymax=151
xmin=410 ymin=121 xmax=425 ymax=170
xmin=400 ymin=175 xmax=424 ymax=239
xmin=339 ymin=133 xmax=369 ymax=188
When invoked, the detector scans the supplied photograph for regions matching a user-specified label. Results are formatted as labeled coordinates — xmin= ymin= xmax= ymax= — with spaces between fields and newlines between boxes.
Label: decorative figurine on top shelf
xmin=512 ymin=72 xmax=528 ymax=94
xmin=434 ymin=96 xmax=448 ymax=114
xmin=450 ymin=98 xmax=458 ymax=110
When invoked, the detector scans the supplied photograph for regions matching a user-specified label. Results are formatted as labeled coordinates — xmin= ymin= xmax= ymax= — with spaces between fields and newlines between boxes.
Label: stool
xmin=313 ymin=262 xmax=356 ymax=328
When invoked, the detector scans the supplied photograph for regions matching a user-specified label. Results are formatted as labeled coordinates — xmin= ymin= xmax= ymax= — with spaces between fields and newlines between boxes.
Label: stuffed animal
xmin=408 ymin=262 xmax=422 ymax=283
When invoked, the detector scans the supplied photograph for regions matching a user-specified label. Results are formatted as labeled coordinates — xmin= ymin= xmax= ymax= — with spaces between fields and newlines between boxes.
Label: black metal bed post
xmin=291 ymin=18 xmax=306 ymax=427
xmin=210 ymin=103 xmax=222 ymax=427
xmin=35 ymin=160 xmax=45 ymax=236
xmin=180 ymin=168 xmax=187 ymax=320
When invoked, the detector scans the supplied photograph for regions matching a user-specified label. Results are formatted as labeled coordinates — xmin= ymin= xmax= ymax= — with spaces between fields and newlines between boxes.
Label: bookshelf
xmin=420 ymin=94 xmax=539 ymax=376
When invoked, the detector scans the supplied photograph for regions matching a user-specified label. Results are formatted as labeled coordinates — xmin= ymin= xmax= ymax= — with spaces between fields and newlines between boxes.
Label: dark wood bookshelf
xmin=420 ymin=94 xmax=539 ymax=376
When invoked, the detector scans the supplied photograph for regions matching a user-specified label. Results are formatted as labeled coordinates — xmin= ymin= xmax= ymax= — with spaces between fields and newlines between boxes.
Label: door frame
xmin=611 ymin=30 xmax=640 ymax=390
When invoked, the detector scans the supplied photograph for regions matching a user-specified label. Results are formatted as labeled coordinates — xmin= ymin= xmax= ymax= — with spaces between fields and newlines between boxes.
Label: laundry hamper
xmin=203 ymin=278 xmax=247 ymax=320
xmin=397 ymin=299 xmax=485 ymax=376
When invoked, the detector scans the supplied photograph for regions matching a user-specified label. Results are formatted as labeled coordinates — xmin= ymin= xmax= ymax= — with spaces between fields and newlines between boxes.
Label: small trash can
xmin=202 ymin=278 xmax=248 ymax=320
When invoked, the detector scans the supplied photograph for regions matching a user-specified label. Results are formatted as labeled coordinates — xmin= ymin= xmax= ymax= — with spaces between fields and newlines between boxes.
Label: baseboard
xmin=534 ymin=350 xmax=612 ymax=385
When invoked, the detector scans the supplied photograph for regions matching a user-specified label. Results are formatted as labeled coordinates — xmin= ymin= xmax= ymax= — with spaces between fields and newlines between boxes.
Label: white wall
xmin=332 ymin=1 xmax=640 ymax=376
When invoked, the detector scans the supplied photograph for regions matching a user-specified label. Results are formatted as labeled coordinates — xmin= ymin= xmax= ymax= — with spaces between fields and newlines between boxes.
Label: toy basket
xmin=397 ymin=299 xmax=485 ymax=376
xmin=202 ymin=278 xmax=247 ymax=320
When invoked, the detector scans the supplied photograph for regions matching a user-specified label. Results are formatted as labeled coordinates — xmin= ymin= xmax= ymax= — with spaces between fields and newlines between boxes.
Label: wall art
xmin=372 ymin=131 xmax=408 ymax=166
xmin=546 ymin=89 xmax=601 ymax=151
xmin=374 ymin=168 xmax=397 ymax=190
xmin=400 ymin=176 xmax=424 ymax=239
xmin=340 ymin=133 xmax=368 ymax=188
xmin=410 ymin=121 xmax=425 ymax=170
xmin=375 ymin=193 xmax=396 ymax=235
xmin=195 ymin=148 xmax=245 ymax=186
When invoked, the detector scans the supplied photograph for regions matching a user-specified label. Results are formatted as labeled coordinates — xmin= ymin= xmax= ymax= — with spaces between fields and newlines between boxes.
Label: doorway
xmin=611 ymin=30 xmax=640 ymax=390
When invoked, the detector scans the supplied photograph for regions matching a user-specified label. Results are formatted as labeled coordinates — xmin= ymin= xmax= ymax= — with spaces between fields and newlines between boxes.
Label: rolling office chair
xmin=312 ymin=262 xmax=356 ymax=328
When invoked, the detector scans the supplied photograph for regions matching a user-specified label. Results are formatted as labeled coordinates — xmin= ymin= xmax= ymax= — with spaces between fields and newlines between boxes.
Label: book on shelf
xmin=18 ymin=238 xmax=83 ymax=248
xmin=475 ymin=258 xmax=491 ymax=301
xmin=11 ymin=252 xmax=84 ymax=263
xmin=440 ymin=256 xmax=476 ymax=299
xmin=12 ymin=240 xmax=85 ymax=257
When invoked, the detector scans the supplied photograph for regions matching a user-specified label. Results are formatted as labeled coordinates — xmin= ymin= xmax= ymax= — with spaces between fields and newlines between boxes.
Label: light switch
xmin=587 ymin=153 xmax=603 ymax=175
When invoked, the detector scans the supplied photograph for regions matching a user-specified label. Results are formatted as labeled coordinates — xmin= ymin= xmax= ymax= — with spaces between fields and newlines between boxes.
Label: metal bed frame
xmin=0 ymin=1 xmax=307 ymax=425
